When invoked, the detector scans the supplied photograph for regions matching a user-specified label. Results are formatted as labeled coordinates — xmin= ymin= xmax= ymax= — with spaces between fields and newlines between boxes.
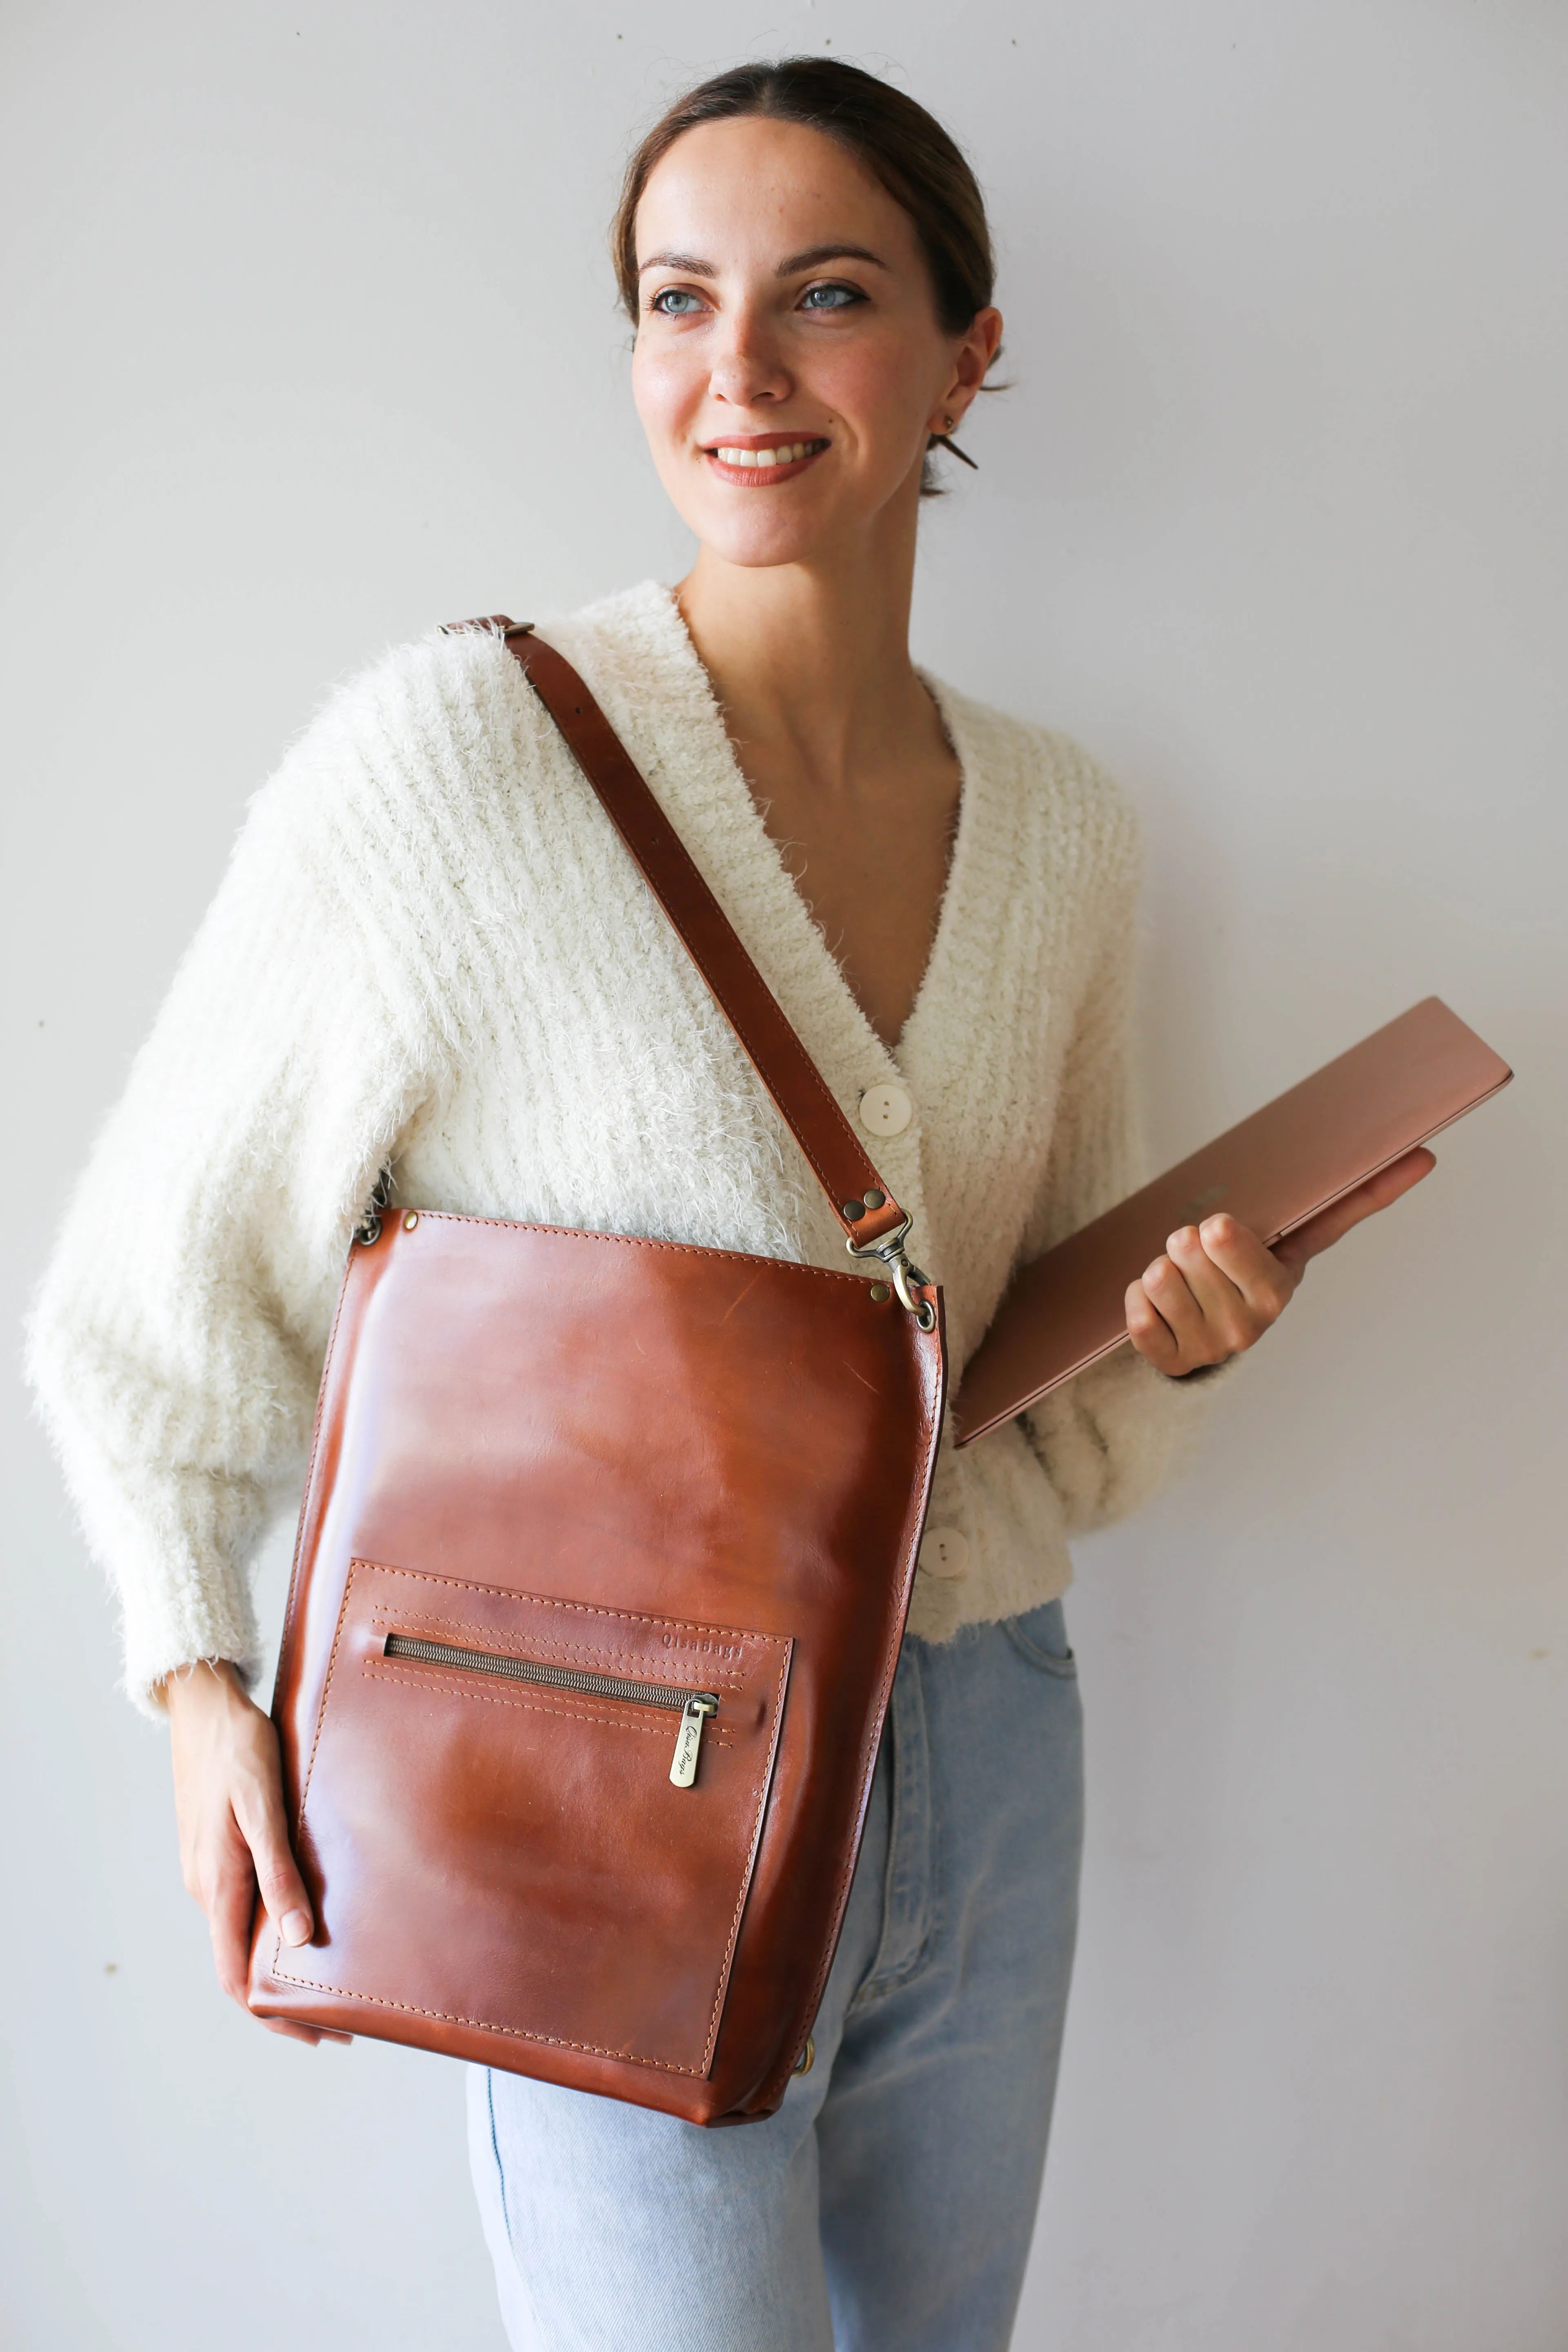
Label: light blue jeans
xmin=468 ymin=1601 xmax=1084 ymax=2351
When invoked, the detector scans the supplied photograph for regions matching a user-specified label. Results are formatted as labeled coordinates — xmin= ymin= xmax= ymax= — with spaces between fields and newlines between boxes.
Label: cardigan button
xmin=919 ymin=1527 xmax=969 ymax=1579
xmin=859 ymin=1082 xmax=913 ymax=1137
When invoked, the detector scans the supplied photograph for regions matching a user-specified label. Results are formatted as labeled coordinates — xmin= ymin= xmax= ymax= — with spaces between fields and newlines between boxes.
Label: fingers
xmin=164 ymin=1666 xmax=346 ymax=2049
xmin=1165 ymin=1222 xmax=1253 ymax=1349
xmin=1125 ymin=1269 xmax=1185 ymax=1373
xmin=205 ymin=1825 xmax=266 ymax=2005
xmin=262 ymin=2018 xmax=355 ymax=2047
xmin=230 ymin=1716 xmax=314 ymax=1951
xmin=1127 ymin=1238 xmax=1212 ymax=1369
xmin=1274 ymin=1147 xmax=1435 ymax=1272
xmin=1181 ymin=1215 xmax=1299 ymax=1326
xmin=166 ymin=1660 xmax=315 ymax=2025
xmin=1127 ymin=1216 xmax=1297 ymax=1375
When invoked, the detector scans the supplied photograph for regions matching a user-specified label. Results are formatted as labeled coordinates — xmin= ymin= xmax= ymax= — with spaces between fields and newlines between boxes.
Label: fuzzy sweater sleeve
xmin=1018 ymin=789 xmax=1217 ymax=1533
xmin=25 ymin=688 xmax=443 ymax=1714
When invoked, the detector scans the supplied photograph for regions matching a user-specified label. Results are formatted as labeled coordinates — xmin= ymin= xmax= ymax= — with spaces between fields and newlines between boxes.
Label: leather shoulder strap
xmin=441 ymin=615 xmax=906 ymax=1254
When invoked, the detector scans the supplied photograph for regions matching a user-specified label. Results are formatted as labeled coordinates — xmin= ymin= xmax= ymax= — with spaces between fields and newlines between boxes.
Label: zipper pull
xmin=670 ymin=1695 xmax=718 ymax=1788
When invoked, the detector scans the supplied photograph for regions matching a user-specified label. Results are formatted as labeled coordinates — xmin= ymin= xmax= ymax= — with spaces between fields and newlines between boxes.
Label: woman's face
xmin=631 ymin=116 xmax=1000 ymax=570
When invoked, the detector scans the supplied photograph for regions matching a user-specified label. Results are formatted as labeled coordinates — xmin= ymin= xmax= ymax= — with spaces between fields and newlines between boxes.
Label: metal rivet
xmin=842 ymin=1199 xmax=865 ymax=1222
xmin=793 ymin=2034 xmax=815 ymax=2076
xmin=870 ymin=1282 xmax=892 ymax=1304
xmin=403 ymin=1211 xmax=419 ymax=1231
xmin=862 ymin=1188 xmax=885 ymax=1210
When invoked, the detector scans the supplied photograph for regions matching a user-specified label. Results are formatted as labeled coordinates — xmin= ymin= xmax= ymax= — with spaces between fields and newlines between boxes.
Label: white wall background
xmin=3 ymin=3 xmax=1564 ymax=2345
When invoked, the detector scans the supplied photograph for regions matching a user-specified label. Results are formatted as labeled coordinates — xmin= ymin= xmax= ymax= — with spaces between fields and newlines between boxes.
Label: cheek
xmin=815 ymin=335 xmax=939 ymax=466
xmin=631 ymin=339 xmax=702 ymax=450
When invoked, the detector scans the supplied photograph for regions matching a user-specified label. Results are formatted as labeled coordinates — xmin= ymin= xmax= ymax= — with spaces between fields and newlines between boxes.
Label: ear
xmin=936 ymin=305 xmax=1004 ymax=430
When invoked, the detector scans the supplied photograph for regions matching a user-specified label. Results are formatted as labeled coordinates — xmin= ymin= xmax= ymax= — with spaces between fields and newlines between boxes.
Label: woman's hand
xmin=1125 ymin=1145 xmax=1436 ymax=1378
xmin=163 ymin=1658 xmax=351 ymax=2046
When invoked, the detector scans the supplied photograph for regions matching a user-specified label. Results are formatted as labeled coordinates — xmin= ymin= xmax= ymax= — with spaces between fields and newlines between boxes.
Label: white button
xmin=859 ymin=1082 xmax=913 ymax=1138
xmin=919 ymin=1526 xmax=970 ymax=1579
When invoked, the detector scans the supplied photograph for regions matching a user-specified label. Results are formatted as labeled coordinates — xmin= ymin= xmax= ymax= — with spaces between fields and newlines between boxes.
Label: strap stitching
xmin=381 ymin=1207 xmax=884 ymax=1289
xmin=346 ymin=1559 xmax=790 ymax=1648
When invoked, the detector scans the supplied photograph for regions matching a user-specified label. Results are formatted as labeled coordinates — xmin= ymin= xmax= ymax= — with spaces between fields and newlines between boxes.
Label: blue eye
xmin=800 ymin=283 xmax=863 ymax=311
xmin=650 ymin=287 xmax=705 ymax=316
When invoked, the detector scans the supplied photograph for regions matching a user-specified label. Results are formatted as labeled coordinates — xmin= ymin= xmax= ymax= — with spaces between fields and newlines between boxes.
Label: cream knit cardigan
xmin=27 ymin=581 xmax=1209 ymax=1714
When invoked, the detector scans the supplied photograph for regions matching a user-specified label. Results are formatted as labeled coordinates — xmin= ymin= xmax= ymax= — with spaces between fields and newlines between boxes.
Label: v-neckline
xmin=643 ymin=584 xmax=981 ymax=1085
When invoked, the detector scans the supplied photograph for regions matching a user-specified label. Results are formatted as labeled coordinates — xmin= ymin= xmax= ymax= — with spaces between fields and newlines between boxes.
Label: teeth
xmin=715 ymin=442 xmax=820 ymax=468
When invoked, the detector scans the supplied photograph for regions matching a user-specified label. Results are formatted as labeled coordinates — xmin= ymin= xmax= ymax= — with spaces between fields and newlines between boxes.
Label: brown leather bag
xmin=247 ymin=621 xmax=947 ymax=2123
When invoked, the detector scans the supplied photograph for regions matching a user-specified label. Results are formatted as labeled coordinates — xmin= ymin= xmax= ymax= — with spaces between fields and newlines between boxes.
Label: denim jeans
xmin=468 ymin=1601 xmax=1084 ymax=2351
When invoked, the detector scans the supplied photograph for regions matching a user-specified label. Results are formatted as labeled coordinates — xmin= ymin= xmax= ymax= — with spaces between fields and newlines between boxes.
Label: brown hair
xmin=611 ymin=56 xmax=997 ymax=491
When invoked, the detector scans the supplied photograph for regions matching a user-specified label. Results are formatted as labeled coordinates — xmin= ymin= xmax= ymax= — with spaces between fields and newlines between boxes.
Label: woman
xmin=27 ymin=57 xmax=1430 ymax=2352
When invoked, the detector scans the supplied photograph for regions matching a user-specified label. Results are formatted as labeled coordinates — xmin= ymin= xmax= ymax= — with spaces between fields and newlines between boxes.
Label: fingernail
xmin=281 ymin=1909 xmax=312 ymax=1947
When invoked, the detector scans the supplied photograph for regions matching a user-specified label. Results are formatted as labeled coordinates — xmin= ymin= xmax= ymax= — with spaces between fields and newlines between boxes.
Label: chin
xmin=679 ymin=501 xmax=858 ymax=572
xmin=707 ymin=536 xmax=831 ymax=571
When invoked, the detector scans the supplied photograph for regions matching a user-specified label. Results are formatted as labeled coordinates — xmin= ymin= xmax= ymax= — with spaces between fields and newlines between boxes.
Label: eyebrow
xmin=636 ymin=243 xmax=892 ymax=278
xmin=777 ymin=243 xmax=891 ymax=276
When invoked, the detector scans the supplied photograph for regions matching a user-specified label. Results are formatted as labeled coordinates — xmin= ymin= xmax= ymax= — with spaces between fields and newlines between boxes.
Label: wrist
xmin=158 ymin=1657 xmax=248 ymax=1720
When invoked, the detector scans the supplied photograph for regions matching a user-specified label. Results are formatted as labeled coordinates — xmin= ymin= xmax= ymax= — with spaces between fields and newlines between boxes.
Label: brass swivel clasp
xmin=846 ymin=1210 xmax=938 ymax=1332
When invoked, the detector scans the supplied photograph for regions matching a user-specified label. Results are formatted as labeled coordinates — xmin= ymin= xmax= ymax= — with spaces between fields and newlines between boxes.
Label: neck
xmin=675 ymin=491 xmax=928 ymax=791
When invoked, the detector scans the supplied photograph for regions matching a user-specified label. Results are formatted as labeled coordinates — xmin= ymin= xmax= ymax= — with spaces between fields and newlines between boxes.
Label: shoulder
xmin=926 ymin=676 xmax=1142 ymax=897
xmin=241 ymin=594 xmax=654 ymax=881
xmin=257 ymin=580 xmax=672 ymax=832
xmin=254 ymin=621 xmax=537 ymax=829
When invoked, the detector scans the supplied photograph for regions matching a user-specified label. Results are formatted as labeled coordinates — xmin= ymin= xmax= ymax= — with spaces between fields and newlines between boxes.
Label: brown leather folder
xmin=953 ymin=997 xmax=1512 ymax=1446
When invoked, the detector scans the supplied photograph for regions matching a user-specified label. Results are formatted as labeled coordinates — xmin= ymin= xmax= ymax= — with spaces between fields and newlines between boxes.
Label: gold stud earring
xmin=929 ymin=411 xmax=979 ymax=472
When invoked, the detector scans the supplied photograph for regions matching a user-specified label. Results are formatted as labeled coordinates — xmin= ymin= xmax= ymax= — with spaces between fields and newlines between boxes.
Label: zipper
xmin=381 ymin=1632 xmax=720 ymax=1788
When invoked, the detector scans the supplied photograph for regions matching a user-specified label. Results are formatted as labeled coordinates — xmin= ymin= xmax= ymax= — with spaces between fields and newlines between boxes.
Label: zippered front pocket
xmin=379 ymin=1633 xmax=720 ymax=1787
xmin=281 ymin=1559 xmax=793 ymax=2077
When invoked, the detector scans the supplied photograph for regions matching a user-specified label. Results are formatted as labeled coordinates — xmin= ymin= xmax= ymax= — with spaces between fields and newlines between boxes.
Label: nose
xmin=707 ymin=300 xmax=792 ymax=410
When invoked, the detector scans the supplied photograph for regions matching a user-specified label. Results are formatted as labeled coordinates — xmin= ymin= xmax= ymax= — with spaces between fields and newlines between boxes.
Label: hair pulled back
xmin=611 ymin=57 xmax=997 ymax=491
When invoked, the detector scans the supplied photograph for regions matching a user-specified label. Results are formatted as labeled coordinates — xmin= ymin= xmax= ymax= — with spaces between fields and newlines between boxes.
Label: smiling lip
xmin=702 ymin=434 xmax=830 ymax=486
